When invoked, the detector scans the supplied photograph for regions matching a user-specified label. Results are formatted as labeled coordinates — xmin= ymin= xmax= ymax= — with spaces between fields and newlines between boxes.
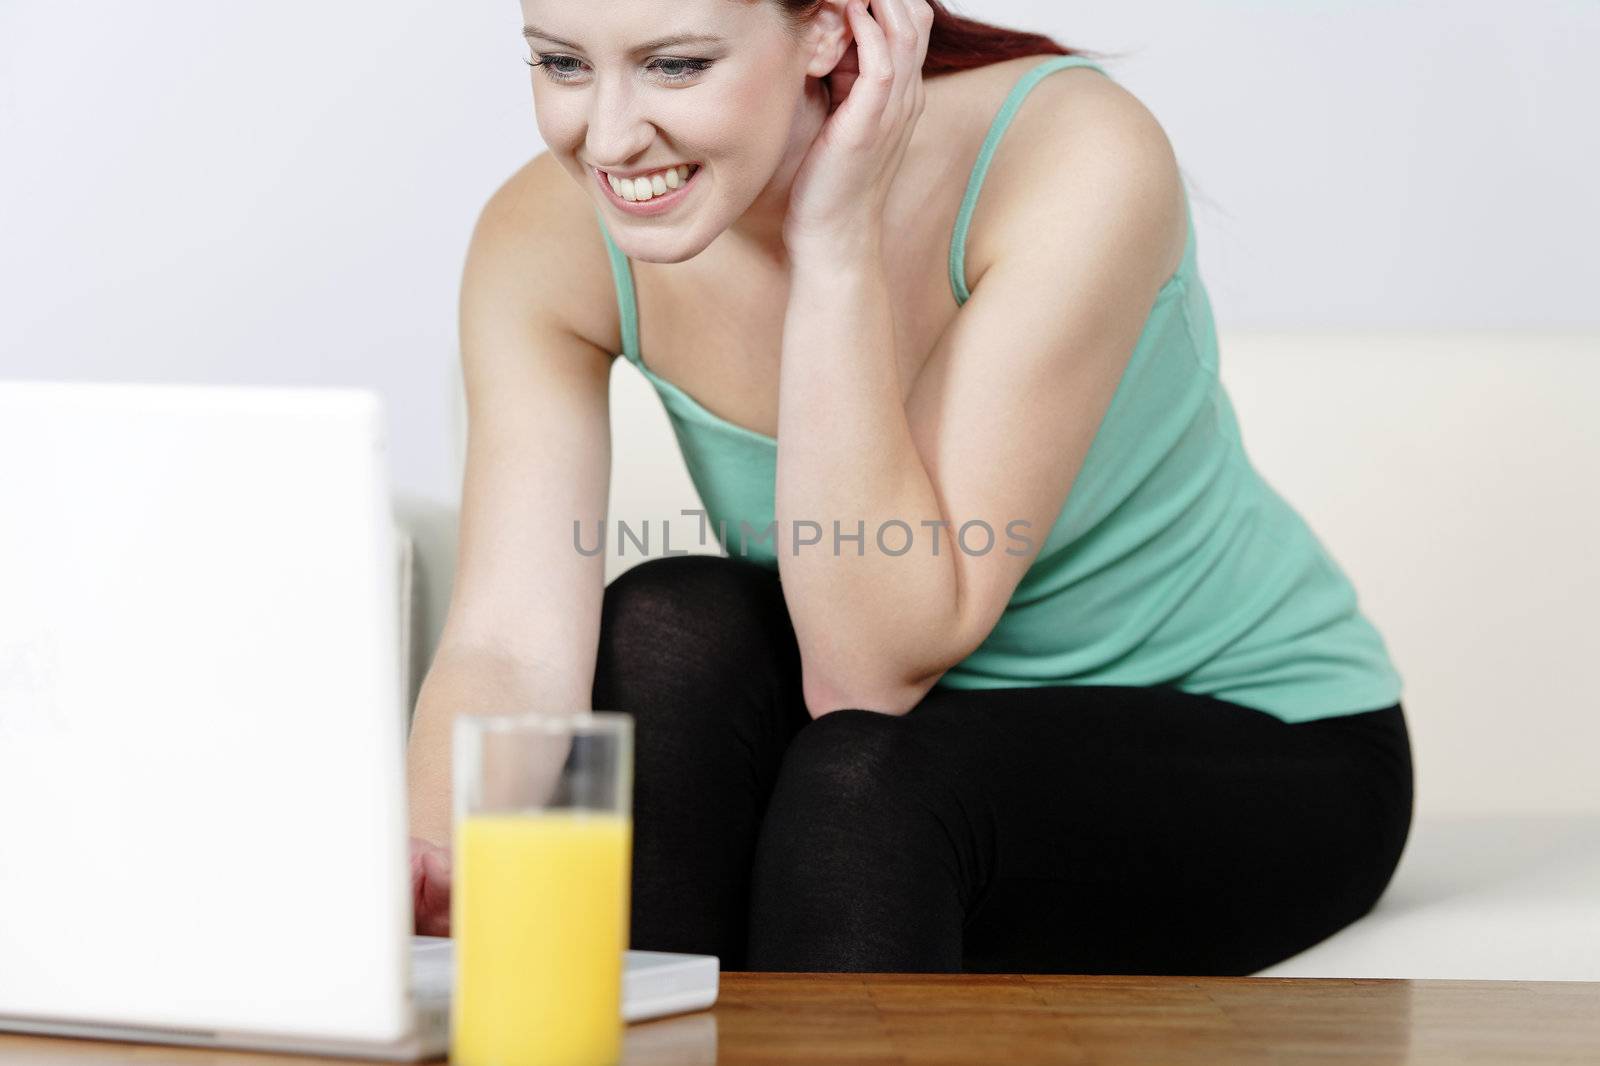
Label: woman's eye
xmin=525 ymin=54 xmax=586 ymax=81
xmin=523 ymin=53 xmax=712 ymax=85
xmin=648 ymin=58 xmax=713 ymax=83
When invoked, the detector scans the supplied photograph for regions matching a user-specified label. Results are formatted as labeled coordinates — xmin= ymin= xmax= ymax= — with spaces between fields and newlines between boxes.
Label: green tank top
xmin=593 ymin=55 xmax=1403 ymax=724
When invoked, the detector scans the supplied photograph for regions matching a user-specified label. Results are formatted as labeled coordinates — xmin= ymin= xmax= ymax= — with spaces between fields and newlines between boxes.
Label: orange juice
xmin=451 ymin=810 xmax=632 ymax=1066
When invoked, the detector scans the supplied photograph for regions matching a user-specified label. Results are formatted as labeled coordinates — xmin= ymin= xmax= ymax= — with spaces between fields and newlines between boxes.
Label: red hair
xmin=770 ymin=0 xmax=1087 ymax=75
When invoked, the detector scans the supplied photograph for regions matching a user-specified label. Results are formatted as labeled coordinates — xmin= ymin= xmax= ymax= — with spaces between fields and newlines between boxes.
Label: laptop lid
xmin=0 ymin=382 xmax=414 ymax=1043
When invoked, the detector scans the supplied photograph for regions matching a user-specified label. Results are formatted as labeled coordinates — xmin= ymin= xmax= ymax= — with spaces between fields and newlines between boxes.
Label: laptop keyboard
xmin=410 ymin=937 xmax=454 ymax=1002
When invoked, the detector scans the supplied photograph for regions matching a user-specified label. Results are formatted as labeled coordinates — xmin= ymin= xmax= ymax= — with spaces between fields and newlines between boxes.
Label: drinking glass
xmin=450 ymin=711 xmax=633 ymax=1066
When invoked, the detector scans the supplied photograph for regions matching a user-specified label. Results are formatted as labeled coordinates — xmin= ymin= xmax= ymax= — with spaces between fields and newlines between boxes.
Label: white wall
xmin=3 ymin=0 xmax=1596 ymax=503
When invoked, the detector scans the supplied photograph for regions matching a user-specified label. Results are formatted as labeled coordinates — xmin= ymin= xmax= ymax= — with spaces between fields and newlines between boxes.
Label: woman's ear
xmin=803 ymin=0 xmax=854 ymax=79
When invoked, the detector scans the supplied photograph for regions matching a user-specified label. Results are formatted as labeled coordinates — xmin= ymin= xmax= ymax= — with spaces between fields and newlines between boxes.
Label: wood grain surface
xmin=1 ymin=973 xmax=1596 ymax=1064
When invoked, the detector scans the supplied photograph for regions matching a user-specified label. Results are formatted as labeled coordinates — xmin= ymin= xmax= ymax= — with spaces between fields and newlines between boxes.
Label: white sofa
xmin=394 ymin=330 xmax=1600 ymax=981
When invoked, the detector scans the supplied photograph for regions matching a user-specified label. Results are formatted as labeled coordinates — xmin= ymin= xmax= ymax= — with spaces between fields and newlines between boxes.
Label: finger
xmin=848 ymin=0 xmax=893 ymax=101
xmin=867 ymin=0 xmax=920 ymax=131
xmin=425 ymin=847 xmax=452 ymax=880
xmin=889 ymin=0 xmax=928 ymax=66
xmin=418 ymin=904 xmax=449 ymax=938
xmin=421 ymin=855 xmax=450 ymax=907
xmin=883 ymin=0 xmax=928 ymax=114
xmin=910 ymin=0 xmax=934 ymax=70
xmin=890 ymin=0 xmax=931 ymax=73
xmin=420 ymin=887 xmax=447 ymax=925
xmin=910 ymin=2 xmax=932 ymax=122
xmin=876 ymin=0 xmax=916 ymax=61
xmin=412 ymin=872 xmax=427 ymax=932
xmin=865 ymin=0 xmax=915 ymax=120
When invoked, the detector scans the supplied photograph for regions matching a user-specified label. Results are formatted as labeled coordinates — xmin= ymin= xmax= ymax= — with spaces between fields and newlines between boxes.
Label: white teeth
xmin=606 ymin=164 xmax=695 ymax=202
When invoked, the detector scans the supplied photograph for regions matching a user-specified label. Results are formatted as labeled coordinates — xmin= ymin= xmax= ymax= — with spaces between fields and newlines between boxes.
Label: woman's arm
xmin=775 ymin=252 xmax=955 ymax=717
xmin=406 ymin=154 xmax=616 ymax=846
xmin=776 ymin=4 xmax=1186 ymax=716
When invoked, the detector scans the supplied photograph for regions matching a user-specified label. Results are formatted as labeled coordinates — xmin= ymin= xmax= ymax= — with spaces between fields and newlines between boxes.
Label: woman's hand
xmin=410 ymin=835 xmax=453 ymax=937
xmin=783 ymin=0 xmax=934 ymax=256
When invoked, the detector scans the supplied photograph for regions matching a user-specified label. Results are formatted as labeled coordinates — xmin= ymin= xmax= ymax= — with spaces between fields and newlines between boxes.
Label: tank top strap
xmin=948 ymin=55 xmax=1112 ymax=306
xmin=594 ymin=208 xmax=643 ymax=368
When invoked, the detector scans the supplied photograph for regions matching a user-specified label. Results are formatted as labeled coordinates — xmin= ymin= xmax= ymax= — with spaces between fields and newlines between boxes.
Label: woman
xmin=406 ymin=0 xmax=1414 ymax=976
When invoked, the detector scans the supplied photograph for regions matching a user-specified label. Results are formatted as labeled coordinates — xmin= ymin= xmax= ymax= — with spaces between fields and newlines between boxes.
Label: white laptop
xmin=0 ymin=381 xmax=719 ymax=1060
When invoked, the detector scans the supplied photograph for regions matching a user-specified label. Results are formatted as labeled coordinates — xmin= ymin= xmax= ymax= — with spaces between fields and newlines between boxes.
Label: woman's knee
xmin=752 ymin=710 xmax=968 ymax=915
xmin=592 ymin=553 xmax=794 ymax=706
xmin=766 ymin=709 xmax=933 ymax=819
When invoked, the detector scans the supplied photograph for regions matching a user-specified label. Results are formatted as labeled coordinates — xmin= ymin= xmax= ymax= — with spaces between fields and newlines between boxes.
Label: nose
xmin=584 ymin=80 xmax=655 ymax=171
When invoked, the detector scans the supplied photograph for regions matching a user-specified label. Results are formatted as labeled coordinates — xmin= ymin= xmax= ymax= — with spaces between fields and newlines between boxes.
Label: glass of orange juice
xmin=450 ymin=711 xmax=633 ymax=1066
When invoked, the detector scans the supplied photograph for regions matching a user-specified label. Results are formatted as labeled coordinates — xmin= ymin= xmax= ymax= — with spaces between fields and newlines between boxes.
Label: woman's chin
xmin=611 ymin=224 xmax=717 ymax=265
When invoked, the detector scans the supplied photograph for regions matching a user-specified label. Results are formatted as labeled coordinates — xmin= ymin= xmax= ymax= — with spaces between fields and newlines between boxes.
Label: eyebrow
xmin=521 ymin=26 xmax=727 ymax=52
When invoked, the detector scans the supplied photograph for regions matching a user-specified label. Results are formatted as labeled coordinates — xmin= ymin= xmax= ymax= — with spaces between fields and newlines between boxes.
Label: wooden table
xmin=2 ymin=973 xmax=1596 ymax=1064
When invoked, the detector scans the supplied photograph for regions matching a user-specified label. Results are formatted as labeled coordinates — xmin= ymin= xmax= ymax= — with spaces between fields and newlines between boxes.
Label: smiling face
xmin=520 ymin=0 xmax=842 ymax=263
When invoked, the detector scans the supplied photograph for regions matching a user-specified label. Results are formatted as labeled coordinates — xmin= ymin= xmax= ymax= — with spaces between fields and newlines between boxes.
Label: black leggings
xmin=590 ymin=553 xmax=1414 ymax=975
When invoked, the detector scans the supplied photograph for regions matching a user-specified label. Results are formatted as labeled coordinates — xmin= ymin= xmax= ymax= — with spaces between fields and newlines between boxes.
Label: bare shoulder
xmin=960 ymin=62 xmax=1189 ymax=299
xmin=465 ymin=149 xmax=625 ymax=359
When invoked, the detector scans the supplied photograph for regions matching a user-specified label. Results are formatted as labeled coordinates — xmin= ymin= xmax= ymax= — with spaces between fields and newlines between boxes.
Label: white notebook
xmin=0 ymin=382 xmax=719 ymax=1061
